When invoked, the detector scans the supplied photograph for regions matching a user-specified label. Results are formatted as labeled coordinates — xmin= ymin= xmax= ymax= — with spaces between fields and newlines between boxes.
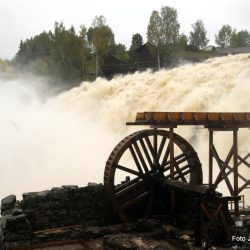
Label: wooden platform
xmin=126 ymin=112 xmax=250 ymax=128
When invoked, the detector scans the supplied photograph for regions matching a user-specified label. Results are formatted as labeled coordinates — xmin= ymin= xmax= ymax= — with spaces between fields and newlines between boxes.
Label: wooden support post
xmin=169 ymin=127 xmax=176 ymax=214
xmin=169 ymin=127 xmax=174 ymax=179
xmin=153 ymin=128 xmax=158 ymax=167
xmin=233 ymin=129 xmax=239 ymax=216
xmin=209 ymin=130 xmax=213 ymax=187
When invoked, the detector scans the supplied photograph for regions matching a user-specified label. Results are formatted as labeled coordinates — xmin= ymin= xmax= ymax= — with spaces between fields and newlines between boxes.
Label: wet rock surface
xmin=1 ymin=196 xmax=16 ymax=215
xmin=2 ymin=219 xmax=202 ymax=250
xmin=0 ymin=184 xmax=249 ymax=250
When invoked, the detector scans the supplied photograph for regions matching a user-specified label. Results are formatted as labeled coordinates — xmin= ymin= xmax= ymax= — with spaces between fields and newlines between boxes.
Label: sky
xmin=0 ymin=0 xmax=250 ymax=60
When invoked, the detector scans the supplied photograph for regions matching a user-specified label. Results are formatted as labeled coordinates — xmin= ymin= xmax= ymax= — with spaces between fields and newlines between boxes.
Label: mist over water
xmin=0 ymin=54 xmax=250 ymax=204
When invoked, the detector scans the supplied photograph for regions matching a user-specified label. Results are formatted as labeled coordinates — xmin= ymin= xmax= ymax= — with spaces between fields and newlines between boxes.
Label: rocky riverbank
xmin=0 ymin=184 xmax=249 ymax=250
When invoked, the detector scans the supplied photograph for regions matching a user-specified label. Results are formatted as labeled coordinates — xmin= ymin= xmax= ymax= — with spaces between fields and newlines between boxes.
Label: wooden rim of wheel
xmin=104 ymin=129 xmax=202 ymax=220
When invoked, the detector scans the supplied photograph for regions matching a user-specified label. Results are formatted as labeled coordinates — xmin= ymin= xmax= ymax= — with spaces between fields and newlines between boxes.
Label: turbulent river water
xmin=0 ymin=53 xmax=249 ymax=204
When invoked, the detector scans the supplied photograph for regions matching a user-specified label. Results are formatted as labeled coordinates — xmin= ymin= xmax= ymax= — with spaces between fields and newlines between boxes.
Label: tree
xmin=189 ymin=19 xmax=209 ymax=49
xmin=129 ymin=33 xmax=143 ymax=51
xmin=147 ymin=10 xmax=163 ymax=69
xmin=88 ymin=15 xmax=115 ymax=76
xmin=231 ymin=30 xmax=250 ymax=47
xmin=51 ymin=22 xmax=82 ymax=83
xmin=79 ymin=25 xmax=89 ymax=79
xmin=160 ymin=6 xmax=180 ymax=46
xmin=215 ymin=25 xmax=233 ymax=48
xmin=178 ymin=33 xmax=188 ymax=49
xmin=110 ymin=43 xmax=128 ymax=62
xmin=230 ymin=29 xmax=238 ymax=48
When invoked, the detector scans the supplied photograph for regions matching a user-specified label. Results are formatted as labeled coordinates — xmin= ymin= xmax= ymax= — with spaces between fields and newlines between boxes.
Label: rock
xmin=19 ymin=184 xmax=109 ymax=231
xmin=179 ymin=234 xmax=191 ymax=242
xmin=2 ymin=207 xmax=23 ymax=216
xmin=0 ymin=240 xmax=3 ymax=250
xmin=1 ymin=214 xmax=30 ymax=230
xmin=36 ymin=190 xmax=50 ymax=197
xmin=61 ymin=185 xmax=78 ymax=189
xmin=163 ymin=224 xmax=180 ymax=238
xmin=1 ymin=214 xmax=33 ymax=242
xmin=1 ymin=195 xmax=16 ymax=214
xmin=0 ymin=183 xmax=237 ymax=249
xmin=103 ymin=234 xmax=137 ymax=250
xmin=88 ymin=182 xmax=99 ymax=186
xmin=0 ymin=219 xmax=2 ymax=239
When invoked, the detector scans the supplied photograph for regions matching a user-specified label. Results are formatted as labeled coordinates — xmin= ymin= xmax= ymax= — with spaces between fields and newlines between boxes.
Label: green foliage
xmin=231 ymin=30 xmax=250 ymax=47
xmin=215 ymin=25 xmax=233 ymax=48
xmin=160 ymin=6 xmax=180 ymax=46
xmin=110 ymin=43 xmax=128 ymax=62
xmin=215 ymin=25 xmax=250 ymax=48
xmin=129 ymin=33 xmax=143 ymax=51
xmin=147 ymin=10 xmax=163 ymax=69
xmin=129 ymin=33 xmax=143 ymax=63
xmin=14 ymin=17 xmax=119 ymax=86
xmin=178 ymin=33 xmax=188 ymax=49
xmin=146 ymin=6 xmax=180 ymax=68
xmin=12 ymin=8 xmax=249 ymax=85
xmin=51 ymin=22 xmax=82 ymax=82
xmin=89 ymin=16 xmax=115 ymax=56
xmin=79 ymin=25 xmax=89 ymax=79
xmin=189 ymin=19 xmax=209 ymax=49
xmin=14 ymin=22 xmax=83 ymax=84
xmin=147 ymin=11 xmax=163 ymax=47
xmin=87 ymin=16 xmax=115 ymax=76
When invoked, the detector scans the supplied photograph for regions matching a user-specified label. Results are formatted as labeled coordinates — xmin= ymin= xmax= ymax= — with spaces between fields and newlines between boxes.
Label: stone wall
xmin=0 ymin=184 xmax=109 ymax=245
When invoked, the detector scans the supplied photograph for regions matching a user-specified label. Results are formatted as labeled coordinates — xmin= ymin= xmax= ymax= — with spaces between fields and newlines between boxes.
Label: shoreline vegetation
xmin=0 ymin=5 xmax=250 ymax=91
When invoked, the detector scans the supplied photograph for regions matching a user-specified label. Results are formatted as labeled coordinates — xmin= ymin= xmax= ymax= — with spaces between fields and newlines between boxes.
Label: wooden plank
xmin=160 ymin=178 xmax=209 ymax=194
xmin=127 ymin=112 xmax=250 ymax=128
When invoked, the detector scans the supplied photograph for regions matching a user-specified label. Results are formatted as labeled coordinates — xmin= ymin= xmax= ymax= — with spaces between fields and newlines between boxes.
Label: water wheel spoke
xmin=129 ymin=145 xmax=144 ymax=175
xmin=175 ymin=153 xmax=190 ymax=165
xmin=153 ymin=131 xmax=158 ymax=161
xmin=174 ymin=169 xmax=191 ymax=180
xmin=133 ymin=141 xmax=150 ymax=174
xmin=144 ymin=136 xmax=159 ymax=166
xmin=117 ymin=184 xmax=148 ymax=204
xmin=120 ymin=191 xmax=150 ymax=210
xmin=162 ymin=153 xmax=187 ymax=169
xmin=160 ymin=142 xmax=170 ymax=168
xmin=173 ymin=162 xmax=187 ymax=182
xmin=116 ymin=164 xmax=141 ymax=177
xmin=115 ymin=177 xmax=141 ymax=192
xmin=157 ymin=136 xmax=167 ymax=161
xmin=165 ymin=165 xmax=190 ymax=178
xmin=139 ymin=138 xmax=154 ymax=170
xmin=115 ymin=178 xmax=146 ymax=198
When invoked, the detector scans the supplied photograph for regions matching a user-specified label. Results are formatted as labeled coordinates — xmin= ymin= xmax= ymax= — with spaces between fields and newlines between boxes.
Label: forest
xmin=1 ymin=6 xmax=250 ymax=90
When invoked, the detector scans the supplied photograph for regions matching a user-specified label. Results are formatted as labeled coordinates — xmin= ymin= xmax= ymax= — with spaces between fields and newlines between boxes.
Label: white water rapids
xmin=0 ymin=54 xmax=249 ymax=204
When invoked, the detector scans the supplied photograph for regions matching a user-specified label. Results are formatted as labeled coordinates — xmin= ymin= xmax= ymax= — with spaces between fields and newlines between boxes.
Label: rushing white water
xmin=0 ymin=54 xmax=249 ymax=205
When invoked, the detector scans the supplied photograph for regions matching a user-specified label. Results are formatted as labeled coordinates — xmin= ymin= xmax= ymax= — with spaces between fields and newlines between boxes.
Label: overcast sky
xmin=1 ymin=0 xmax=250 ymax=60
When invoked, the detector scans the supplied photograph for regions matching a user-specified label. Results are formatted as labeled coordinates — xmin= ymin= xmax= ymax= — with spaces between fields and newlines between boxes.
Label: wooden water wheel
xmin=104 ymin=129 xmax=202 ymax=221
